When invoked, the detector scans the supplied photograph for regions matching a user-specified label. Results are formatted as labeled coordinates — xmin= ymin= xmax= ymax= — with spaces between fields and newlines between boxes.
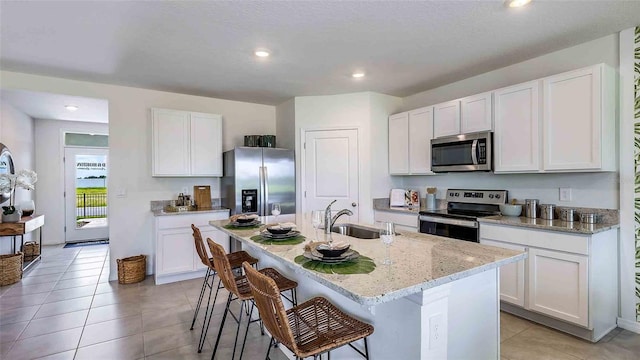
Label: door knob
xmin=351 ymin=202 xmax=357 ymax=207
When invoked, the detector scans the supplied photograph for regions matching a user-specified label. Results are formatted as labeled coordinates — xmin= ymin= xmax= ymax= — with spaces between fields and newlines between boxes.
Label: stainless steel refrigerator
xmin=221 ymin=147 xmax=295 ymax=216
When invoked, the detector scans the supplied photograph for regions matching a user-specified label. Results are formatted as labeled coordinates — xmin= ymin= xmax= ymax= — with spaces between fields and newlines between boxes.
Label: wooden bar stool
xmin=242 ymin=262 xmax=374 ymax=360
xmin=207 ymin=239 xmax=298 ymax=360
xmin=190 ymin=224 xmax=258 ymax=353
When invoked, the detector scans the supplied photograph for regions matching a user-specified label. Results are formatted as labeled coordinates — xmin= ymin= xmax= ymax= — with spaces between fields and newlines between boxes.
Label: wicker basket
xmin=23 ymin=241 xmax=40 ymax=262
xmin=116 ymin=255 xmax=146 ymax=284
xmin=0 ymin=252 xmax=23 ymax=286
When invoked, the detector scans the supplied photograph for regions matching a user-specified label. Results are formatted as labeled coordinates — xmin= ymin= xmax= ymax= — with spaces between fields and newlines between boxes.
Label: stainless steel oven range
xmin=419 ymin=189 xmax=508 ymax=242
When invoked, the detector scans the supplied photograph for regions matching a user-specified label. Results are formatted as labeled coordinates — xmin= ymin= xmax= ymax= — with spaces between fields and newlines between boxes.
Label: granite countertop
xmin=478 ymin=215 xmax=619 ymax=234
xmin=209 ymin=217 xmax=525 ymax=306
xmin=152 ymin=206 xmax=229 ymax=217
xmin=372 ymin=198 xmax=440 ymax=215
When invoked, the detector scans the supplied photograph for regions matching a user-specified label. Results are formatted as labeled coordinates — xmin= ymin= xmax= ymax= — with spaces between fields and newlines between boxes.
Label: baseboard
xmin=617 ymin=317 xmax=640 ymax=334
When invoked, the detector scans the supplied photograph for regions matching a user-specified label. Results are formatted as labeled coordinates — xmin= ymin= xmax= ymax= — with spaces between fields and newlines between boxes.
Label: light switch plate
xmin=559 ymin=187 xmax=572 ymax=201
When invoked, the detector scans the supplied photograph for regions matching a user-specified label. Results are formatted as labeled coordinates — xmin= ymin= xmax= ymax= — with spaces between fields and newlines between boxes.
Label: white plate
xmin=260 ymin=230 xmax=301 ymax=239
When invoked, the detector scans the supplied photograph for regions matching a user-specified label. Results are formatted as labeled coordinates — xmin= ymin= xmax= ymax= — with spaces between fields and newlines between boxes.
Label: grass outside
xmin=76 ymin=187 xmax=107 ymax=207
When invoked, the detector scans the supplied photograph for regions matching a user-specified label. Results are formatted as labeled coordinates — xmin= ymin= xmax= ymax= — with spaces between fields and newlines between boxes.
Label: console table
xmin=0 ymin=214 xmax=44 ymax=270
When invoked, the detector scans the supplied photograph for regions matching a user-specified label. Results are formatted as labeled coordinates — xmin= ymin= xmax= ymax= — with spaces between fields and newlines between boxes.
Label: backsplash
xmin=150 ymin=199 xmax=221 ymax=211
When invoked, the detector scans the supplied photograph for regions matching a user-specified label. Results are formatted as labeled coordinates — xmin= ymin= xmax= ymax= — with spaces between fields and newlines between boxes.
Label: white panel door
xmin=493 ymin=81 xmax=540 ymax=173
xmin=408 ymin=106 xmax=434 ymax=174
xmin=190 ymin=112 xmax=222 ymax=176
xmin=433 ymin=100 xmax=461 ymax=138
xmin=157 ymin=229 xmax=195 ymax=275
xmin=152 ymin=108 xmax=190 ymax=176
xmin=388 ymin=112 xmax=409 ymax=175
xmin=304 ymin=129 xmax=359 ymax=221
xmin=528 ymin=248 xmax=589 ymax=327
xmin=480 ymin=239 xmax=526 ymax=307
xmin=461 ymin=92 xmax=492 ymax=133
xmin=543 ymin=65 xmax=601 ymax=170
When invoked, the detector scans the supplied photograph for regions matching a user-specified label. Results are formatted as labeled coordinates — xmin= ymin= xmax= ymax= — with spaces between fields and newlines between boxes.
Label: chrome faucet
xmin=324 ymin=200 xmax=354 ymax=234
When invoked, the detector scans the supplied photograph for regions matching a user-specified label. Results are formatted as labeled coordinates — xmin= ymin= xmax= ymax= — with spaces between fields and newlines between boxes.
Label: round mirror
xmin=0 ymin=143 xmax=15 ymax=204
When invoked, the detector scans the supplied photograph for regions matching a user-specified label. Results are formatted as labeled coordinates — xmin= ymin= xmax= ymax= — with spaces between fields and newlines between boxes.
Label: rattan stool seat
xmin=225 ymin=251 xmax=258 ymax=269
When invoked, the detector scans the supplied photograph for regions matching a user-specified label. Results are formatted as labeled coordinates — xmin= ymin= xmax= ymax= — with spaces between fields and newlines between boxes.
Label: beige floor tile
xmin=33 ymin=349 xmax=76 ymax=360
xmin=5 ymin=327 xmax=82 ymax=360
xmin=53 ymin=276 xmax=100 ymax=290
xmin=145 ymin=343 xmax=213 ymax=360
xmin=80 ymin=314 xmax=142 ymax=347
xmin=501 ymin=326 xmax=518 ymax=343
xmin=4 ymin=281 xmax=56 ymax=296
xmin=19 ymin=273 xmax=63 ymax=286
xmin=24 ymin=265 xmax=69 ymax=276
xmin=607 ymin=329 xmax=640 ymax=354
xmin=583 ymin=342 xmax=640 ymax=360
xmin=139 ymin=294 xmax=191 ymax=313
xmin=142 ymin=303 xmax=196 ymax=331
xmin=501 ymin=327 xmax=584 ymax=360
xmin=44 ymin=285 xmax=96 ymax=303
xmin=0 ymin=320 xmax=29 ymax=344
xmin=75 ymin=334 xmax=144 ymax=360
xmin=34 ymin=260 xmax=72 ymax=269
xmin=0 ymin=305 xmax=40 ymax=324
xmin=143 ymin=321 xmax=201 ymax=356
xmin=67 ymin=262 xmax=105 ymax=272
xmin=19 ymin=310 xmax=88 ymax=339
xmin=0 ymin=291 xmax=50 ymax=311
xmin=75 ymin=252 xmax=108 ymax=259
xmin=95 ymin=281 xmax=140 ymax=295
xmin=34 ymin=296 xmax=93 ymax=319
xmin=60 ymin=268 xmax=103 ymax=280
xmin=500 ymin=312 xmax=535 ymax=335
xmin=71 ymin=257 xmax=105 ymax=265
xmin=86 ymin=302 xmax=141 ymax=324
xmin=91 ymin=291 xmax=140 ymax=308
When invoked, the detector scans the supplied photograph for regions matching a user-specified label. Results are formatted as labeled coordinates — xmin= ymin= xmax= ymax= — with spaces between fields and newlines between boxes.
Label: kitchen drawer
xmin=374 ymin=210 xmax=418 ymax=228
xmin=480 ymin=224 xmax=588 ymax=255
xmin=157 ymin=211 xmax=229 ymax=230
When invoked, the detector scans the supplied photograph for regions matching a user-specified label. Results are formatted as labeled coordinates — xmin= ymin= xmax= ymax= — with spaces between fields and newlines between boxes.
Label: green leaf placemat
xmin=224 ymin=223 xmax=262 ymax=230
xmin=294 ymin=254 xmax=376 ymax=274
xmin=250 ymin=235 xmax=306 ymax=245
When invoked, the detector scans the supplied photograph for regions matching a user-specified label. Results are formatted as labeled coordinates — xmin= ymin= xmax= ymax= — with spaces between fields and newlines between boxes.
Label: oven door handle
xmin=471 ymin=139 xmax=478 ymax=165
xmin=419 ymin=215 xmax=478 ymax=228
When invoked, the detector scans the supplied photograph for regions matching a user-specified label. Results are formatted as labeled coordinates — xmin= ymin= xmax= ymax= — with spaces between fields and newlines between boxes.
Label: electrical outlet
xmin=559 ymin=187 xmax=572 ymax=201
xmin=181 ymin=187 xmax=188 ymax=195
xmin=429 ymin=313 xmax=444 ymax=350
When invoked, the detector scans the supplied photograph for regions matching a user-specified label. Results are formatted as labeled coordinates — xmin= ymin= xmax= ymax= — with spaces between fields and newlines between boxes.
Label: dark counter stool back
xmin=207 ymin=239 xmax=298 ymax=360
xmin=242 ymin=262 xmax=374 ymax=360
xmin=190 ymin=224 xmax=258 ymax=353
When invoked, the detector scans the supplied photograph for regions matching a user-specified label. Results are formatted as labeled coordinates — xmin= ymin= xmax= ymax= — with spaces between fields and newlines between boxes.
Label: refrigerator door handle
xmin=259 ymin=166 xmax=265 ymax=216
xmin=263 ymin=166 xmax=269 ymax=216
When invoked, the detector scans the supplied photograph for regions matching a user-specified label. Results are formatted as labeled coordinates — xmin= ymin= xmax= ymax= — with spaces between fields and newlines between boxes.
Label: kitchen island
xmin=210 ymin=217 xmax=526 ymax=359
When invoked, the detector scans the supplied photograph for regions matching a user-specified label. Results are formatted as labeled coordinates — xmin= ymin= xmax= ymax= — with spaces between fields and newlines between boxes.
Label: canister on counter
xmin=559 ymin=208 xmax=575 ymax=222
xmin=580 ymin=213 xmax=597 ymax=224
xmin=525 ymin=199 xmax=539 ymax=218
xmin=539 ymin=204 xmax=556 ymax=220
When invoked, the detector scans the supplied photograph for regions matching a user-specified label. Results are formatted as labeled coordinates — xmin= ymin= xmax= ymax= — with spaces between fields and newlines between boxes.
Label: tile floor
xmin=0 ymin=244 xmax=638 ymax=359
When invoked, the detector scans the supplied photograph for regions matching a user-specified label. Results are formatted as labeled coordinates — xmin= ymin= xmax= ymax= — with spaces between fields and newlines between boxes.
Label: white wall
xmin=1 ymin=71 xmax=276 ymax=280
xmin=395 ymin=33 xmax=620 ymax=210
xmin=34 ymin=119 xmax=109 ymax=245
xmin=294 ymin=92 xmax=401 ymax=223
xmin=0 ymin=99 xmax=36 ymax=252
xmin=275 ymin=98 xmax=295 ymax=150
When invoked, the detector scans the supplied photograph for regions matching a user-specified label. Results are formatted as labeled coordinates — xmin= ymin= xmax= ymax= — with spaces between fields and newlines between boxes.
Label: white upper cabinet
xmin=493 ymin=81 xmax=540 ymax=173
xmin=460 ymin=91 xmax=493 ymax=134
xmin=433 ymin=100 xmax=461 ymax=138
xmin=542 ymin=64 xmax=615 ymax=171
xmin=152 ymin=108 xmax=223 ymax=177
xmin=388 ymin=106 xmax=434 ymax=175
xmin=388 ymin=112 xmax=410 ymax=175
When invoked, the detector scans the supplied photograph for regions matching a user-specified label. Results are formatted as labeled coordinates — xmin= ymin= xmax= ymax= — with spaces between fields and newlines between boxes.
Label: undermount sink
xmin=331 ymin=224 xmax=380 ymax=239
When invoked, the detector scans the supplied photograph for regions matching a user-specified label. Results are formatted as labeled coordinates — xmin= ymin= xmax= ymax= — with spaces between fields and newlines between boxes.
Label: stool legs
xmin=190 ymin=267 xmax=212 ymax=330
xmin=198 ymin=277 xmax=223 ymax=353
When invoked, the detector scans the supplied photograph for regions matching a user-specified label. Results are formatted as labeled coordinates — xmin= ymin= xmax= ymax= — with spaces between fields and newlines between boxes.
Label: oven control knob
xmin=454 ymin=192 xmax=459 ymax=197
xmin=489 ymin=194 xmax=494 ymax=199
xmin=449 ymin=192 xmax=454 ymax=197
xmin=495 ymin=194 xmax=501 ymax=199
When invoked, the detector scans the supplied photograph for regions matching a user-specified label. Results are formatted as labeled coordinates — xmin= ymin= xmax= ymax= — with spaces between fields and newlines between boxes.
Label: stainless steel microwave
xmin=431 ymin=131 xmax=492 ymax=172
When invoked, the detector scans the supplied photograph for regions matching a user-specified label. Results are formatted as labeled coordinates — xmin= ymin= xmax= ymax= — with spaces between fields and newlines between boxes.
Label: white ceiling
xmin=1 ymin=1 xmax=639 ymax=106
xmin=0 ymin=89 xmax=108 ymax=123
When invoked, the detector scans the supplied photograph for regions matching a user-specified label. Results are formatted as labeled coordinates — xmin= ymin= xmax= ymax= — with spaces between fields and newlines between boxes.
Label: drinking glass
xmin=271 ymin=203 xmax=281 ymax=222
xmin=379 ymin=222 xmax=395 ymax=265
xmin=311 ymin=210 xmax=324 ymax=241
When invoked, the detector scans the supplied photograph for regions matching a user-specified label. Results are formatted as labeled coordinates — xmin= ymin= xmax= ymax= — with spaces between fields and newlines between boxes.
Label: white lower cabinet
xmin=373 ymin=210 xmax=418 ymax=233
xmin=479 ymin=223 xmax=617 ymax=341
xmin=154 ymin=211 xmax=230 ymax=284
xmin=527 ymin=248 xmax=588 ymax=327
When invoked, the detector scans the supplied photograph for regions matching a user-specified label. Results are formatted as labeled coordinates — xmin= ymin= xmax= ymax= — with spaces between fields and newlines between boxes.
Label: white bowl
xmin=500 ymin=204 xmax=522 ymax=217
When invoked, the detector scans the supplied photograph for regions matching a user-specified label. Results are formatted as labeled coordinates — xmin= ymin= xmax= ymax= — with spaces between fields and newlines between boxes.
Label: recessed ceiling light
xmin=254 ymin=49 xmax=270 ymax=57
xmin=505 ymin=0 xmax=532 ymax=8
xmin=65 ymin=105 xmax=79 ymax=111
xmin=352 ymin=72 xmax=365 ymax=78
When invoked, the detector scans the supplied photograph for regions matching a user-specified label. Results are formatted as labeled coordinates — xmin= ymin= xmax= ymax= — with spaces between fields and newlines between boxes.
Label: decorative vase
xmin=19 ymin=200 xmax=35 ymax=217
xmin=2 ymin=210 xmax=22 ymax=223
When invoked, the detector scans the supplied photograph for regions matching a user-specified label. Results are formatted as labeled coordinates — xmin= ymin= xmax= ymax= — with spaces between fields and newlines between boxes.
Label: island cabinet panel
xmin=528 ymin=248 xmax=588 ymax=327
xmin=433 ymin=100 xmax=460 ymax=138
xmin=480 ymin=239 xmax=525 ymax=307
xmin=479 ymin=222 xmax=618 ymax=342
xmin=493 ymin=81 xmax=540 ymax=173
xmin=152 ymin=108 xmax=223 ymax=177
xmin=460 ymin=91 xmax=492 ymax=134
xmin=154 ymin=211 xmax=229 ymax=284
xmin=542 ymin=64 xmax=615 ymax=171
